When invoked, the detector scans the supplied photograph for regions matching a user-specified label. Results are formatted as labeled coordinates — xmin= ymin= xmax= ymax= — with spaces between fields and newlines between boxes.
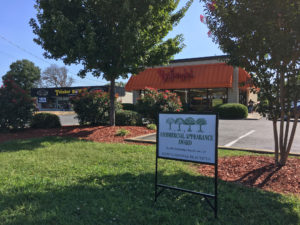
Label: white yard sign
xmin=158 ymin=113 xmax=217 ymax=164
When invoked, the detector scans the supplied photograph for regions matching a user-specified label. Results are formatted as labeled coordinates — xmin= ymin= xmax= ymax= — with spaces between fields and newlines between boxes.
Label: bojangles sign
xmin=158 ymin=68 xmax=194 ymax=82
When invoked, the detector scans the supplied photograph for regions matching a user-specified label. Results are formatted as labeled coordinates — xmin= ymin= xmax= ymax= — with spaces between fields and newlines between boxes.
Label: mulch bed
xmin=0 ymin=126 xmax=155 ymax=144
xmin=0 ymin=126 xmax=299 ymax=196
xmin=197 ymin=156 xmax=300 ymax=196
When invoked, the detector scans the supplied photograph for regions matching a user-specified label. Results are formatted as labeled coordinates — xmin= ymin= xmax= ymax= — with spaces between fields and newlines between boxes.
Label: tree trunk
xmin=277 ymin=72 xmax=299 ymax=166
xmin=280 ymin=112 xmax=299 ymax=165
xmin=272 ymin=119 xmax=279 ymax=165
xmin=279 ymin=71 xmax=285 ymax=163
xmin=109 ymin=78 xmax=116 ymax=126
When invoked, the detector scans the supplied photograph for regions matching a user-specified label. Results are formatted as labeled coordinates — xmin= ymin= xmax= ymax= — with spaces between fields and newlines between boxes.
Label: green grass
xmin=0 ymin=137 xmax=299 ymax=225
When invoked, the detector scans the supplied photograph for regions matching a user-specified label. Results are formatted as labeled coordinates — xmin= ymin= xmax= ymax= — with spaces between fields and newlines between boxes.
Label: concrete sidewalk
xmin=246 ymin=112 xmax=262 ymax=120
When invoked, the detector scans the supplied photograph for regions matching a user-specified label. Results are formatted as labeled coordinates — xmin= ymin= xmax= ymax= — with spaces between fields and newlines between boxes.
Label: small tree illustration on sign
xmin=185 ymin=117 xmax=195 ymax=132
xmin=196 ymin=118 xmax=207 ymax=132
xmin=166 ymin=117 xmax=175 ymax=130
xmin=175 ymin=118 xmax=185 ymax=131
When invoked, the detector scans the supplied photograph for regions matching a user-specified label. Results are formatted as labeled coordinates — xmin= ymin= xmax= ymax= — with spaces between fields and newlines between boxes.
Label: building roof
xmin=125 ymin=63 xmax=251 ymax=91
xmin=170 ymin=55 xmax=228 ymax=64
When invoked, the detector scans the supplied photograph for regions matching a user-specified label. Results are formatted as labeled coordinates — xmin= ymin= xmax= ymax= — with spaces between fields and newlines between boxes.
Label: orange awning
xmin=125 ymin=63 xmax=251 ymax=91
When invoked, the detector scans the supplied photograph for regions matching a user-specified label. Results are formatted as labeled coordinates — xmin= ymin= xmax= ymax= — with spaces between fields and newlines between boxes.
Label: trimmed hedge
xmin=116 ymin=110 xmax=143 ymax=126
xmin=31 ymin=113 xmax=61 ymax=128
xmin=214 ymin=103 xmax=248 ymax=119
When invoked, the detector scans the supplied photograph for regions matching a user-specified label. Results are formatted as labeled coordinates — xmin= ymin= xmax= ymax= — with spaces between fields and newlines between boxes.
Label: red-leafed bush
xmin=70 ymin=89 xmax=122 ymax=125
xmin=0 ymin=76 xmax=37 ymax=130
xmin=136 ymin=87 xmax=183 ymax=123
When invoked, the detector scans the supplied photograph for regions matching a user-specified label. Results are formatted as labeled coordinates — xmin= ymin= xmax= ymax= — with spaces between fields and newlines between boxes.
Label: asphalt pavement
xmin=131 ymin=119 xmax=300 ymax=154
xmin=218 ymin=119 xmax=300 ymax=154
xmin=59 ymin=114 xmax=79 ymax=126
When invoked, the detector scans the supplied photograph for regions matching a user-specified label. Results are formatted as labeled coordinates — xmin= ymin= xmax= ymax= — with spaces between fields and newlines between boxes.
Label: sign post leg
xmin=155 ymin=156 xmax=158 ymax=202
xmin=215 ymin=163 xmax=218 ymax=218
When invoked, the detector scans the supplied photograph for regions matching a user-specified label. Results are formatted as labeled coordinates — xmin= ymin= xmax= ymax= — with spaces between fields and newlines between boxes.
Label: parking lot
xmin=218 ymin=119 xmax=300 ymax=154
xmin=132 ymin=119 xmax=300 ymax=154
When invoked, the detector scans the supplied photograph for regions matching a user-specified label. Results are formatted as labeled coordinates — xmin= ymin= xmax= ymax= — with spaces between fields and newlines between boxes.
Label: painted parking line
xmin=224 ymin=130 xmax=256 ymax=147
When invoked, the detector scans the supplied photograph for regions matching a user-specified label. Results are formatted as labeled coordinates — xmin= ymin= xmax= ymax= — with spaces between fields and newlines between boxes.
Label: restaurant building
xmin=31 ymin=85 xmax=131 ymax=111
xmin=125 ymin=55 xmax=257 ymax=111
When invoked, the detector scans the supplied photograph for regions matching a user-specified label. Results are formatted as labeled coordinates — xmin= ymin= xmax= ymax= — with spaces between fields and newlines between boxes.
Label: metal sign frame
xmin=155 ymin=112 xmax=219 ymax=218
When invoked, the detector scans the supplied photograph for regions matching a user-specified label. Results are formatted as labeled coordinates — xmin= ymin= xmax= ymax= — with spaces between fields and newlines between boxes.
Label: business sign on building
xmin=158 ymin=113 xmax=217 ymax=164
xmin=38 ymin=97 xmax=47 ymax=103
xmin=155 ymin=113 xmax=218 ymax=218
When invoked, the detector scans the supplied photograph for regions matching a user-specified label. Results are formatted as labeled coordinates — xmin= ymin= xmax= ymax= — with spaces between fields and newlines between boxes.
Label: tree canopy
xmin=40 ymin=64 xmax=74 ymax=87
xmin=30 ymin=0 xmax=192 ymax=125
xmin=2 ymin=59 xmax=41 ymax=91
xmin=201 ymin=0 xmax=299 ymax=165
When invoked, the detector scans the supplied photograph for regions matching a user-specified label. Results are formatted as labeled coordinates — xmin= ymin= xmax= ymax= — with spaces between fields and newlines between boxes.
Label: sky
xmin=0 ymin=0 xmax=223 ymax=87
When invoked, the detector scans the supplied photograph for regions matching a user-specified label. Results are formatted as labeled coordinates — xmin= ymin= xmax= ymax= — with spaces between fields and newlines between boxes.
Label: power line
xmin=0 ymin=34 xmax=107 ymax=85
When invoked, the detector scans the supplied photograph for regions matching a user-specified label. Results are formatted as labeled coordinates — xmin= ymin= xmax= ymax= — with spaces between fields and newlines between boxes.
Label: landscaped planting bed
xmin=197 ymin=156 xmax=300 ymax=196
xmin=0 ymin=125 xmax=155 ymax=144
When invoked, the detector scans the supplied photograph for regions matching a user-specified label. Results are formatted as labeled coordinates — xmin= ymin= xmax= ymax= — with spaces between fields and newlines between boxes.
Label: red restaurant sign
xmin=158 ymin=68 xmax=194 ymax=82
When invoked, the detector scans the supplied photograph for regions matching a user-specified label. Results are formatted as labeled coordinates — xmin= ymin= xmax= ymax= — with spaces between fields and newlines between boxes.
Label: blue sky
xmin=0 ymin=0 xmax=223 ymax=87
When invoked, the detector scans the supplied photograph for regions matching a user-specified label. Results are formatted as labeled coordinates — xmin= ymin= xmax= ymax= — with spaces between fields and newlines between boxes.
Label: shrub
xmin=115 ymin=128 xmax=130 ymax=136
xmin=31 ymin=113 xmax=61 ymax=128
xmin=136 ymin=87 xmax=183 ymax=124
xmin=146 ymin=124 xmax=157 ymax=130
xmin=70 ymin=89 xmax=122 ymax=125
xmin=0 ymin=77 xmax=36 ymax=130
xmin=116 ymin=110 xmax=143 ymax=126
xmin=122 ymin=103 xmax=135 ymax=111
xmin=214 ymin=103 xmax=248 ymax=119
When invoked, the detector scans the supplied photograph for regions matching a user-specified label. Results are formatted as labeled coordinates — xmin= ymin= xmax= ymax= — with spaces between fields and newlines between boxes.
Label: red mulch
xmin=197 ymin=156 xmax=300 ymax=196
xmin=0 ymin=126 xmax=156 ymax=144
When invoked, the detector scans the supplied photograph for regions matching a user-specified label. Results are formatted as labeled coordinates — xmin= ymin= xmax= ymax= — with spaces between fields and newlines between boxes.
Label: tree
xmin=184 ymin=117 xmax=195 ymax=132
xmin=40 ymin=64 xmax=74 ymax=87
xmin=106 ymin=81 xmax=126 ymax=87
xmin=175 ymin=118 xmax=185 ymax=131
xmin=2 ymin=59 xmax=41 ymax=92
xmin=201 ymin=0 xmax=299 ymax=166
xmin=166 ymin=117 xmax=175 ymax=130
xmin=30 ymin=0 xmax=192 ymax=126
xmin=196 ymin=118 xmax=207 ymax=132
xmin=0 ymin=77 xmax=36 ymax=130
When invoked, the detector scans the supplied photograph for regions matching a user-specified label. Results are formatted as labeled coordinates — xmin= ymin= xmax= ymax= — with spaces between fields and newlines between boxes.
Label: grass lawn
xmin=0 ymin=137 xmax=299 ymax=225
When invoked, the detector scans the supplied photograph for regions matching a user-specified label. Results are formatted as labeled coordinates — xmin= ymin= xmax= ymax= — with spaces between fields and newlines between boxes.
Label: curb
xmin=125 ymin=133 xmax=156 ymax=144
xmin=218 ymin=146 xmax=300 ymax=157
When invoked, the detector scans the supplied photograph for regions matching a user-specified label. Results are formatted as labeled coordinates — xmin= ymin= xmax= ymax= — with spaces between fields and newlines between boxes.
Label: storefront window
xmin=41 ymin=97 xmax=57 ymax=109
xmin=189 ymin=89 xmax=208 ymax=111
xmin=208 ymin=88 xmax=228 ymax=107
xmin=173 ymin=89 xmax=188 ymax=104
xmin=57 ymin=97 xmax=71 ymax=111
xmin=186 ymin=88 xmax=228 ymax=112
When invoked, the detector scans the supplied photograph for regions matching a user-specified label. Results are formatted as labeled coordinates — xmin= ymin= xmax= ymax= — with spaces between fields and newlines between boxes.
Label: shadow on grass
xmin=0 ymin=172 xmax=298 ymax=225
xmin=0 ymin=136 xmax=81 ymax=153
